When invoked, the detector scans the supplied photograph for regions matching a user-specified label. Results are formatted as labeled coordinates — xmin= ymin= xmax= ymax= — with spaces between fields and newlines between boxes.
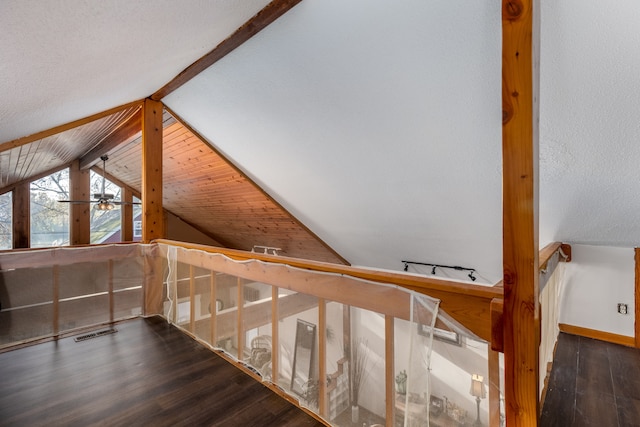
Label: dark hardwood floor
xmin=0 ymin=316 xmax=324 ymax=427
xmin=541 ymin=332 xmax=640 ymax=427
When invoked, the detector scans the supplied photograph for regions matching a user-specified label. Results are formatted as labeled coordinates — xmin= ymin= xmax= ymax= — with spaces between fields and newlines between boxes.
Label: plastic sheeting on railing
xmin=160 ymin=243 xmax=499 ymax=427
xmin=539 ymin=250 xmax=566 ymax=395
xmin=0 ymin=244 xmax=153 ymax=347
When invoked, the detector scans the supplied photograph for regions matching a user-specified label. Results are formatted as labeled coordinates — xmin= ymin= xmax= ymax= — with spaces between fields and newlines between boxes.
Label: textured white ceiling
xmin=165 ymin=0 xmax=504 ymax=283
xmin=0 ymin=0 xmax=271 ymax=144
xmin=539 ymin=0 xmax=640 ymax=247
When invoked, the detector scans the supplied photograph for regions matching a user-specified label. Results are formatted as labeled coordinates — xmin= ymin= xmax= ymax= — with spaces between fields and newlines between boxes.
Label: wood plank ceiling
xmin=91 ymin=108 xmax=347 ymax=265
xmin=0 ymin=106 xmax=140 ymax=192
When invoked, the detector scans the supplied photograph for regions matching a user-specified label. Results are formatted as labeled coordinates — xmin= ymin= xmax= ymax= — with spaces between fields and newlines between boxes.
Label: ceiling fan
xmin=58 ymin=155 xmax=139 ymax=210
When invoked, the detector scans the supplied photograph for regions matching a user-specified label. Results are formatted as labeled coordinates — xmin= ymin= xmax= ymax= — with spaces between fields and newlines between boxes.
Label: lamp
xmin=470 ymin=374 xmax=486 ymax=427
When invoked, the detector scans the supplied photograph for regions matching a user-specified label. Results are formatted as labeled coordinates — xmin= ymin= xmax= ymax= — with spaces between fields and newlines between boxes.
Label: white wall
xmin=166 ymin=0 xmax=504 ymax=283
xmin=539 ymin=1 xmax=640 ymax=247
xmin=559 ymin=244 xmax=635 ymax=337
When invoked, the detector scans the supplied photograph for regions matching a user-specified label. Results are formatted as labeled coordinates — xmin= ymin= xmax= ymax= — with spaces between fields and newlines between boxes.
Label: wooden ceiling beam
xmin=151 ymin=0 xmax=303 ymax=101
xmin=79 ymin=109 xmax=142 ymax=169
xmin=0 ymin=100 xmax=143 ymax=154
xmin=89 ymin=166 xmax=141 ymax=200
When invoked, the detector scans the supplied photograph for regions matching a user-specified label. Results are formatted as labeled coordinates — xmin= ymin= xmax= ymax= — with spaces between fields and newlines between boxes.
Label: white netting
xmin=0 ymin=244 xmax=151 ymax=347
xmin=158 ymin=243 xmax=497 ymax=427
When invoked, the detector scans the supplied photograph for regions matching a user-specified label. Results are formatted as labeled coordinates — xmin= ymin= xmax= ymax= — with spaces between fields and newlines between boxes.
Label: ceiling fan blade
xmin=112 ymin=201 xmax=141 ymax=205
xmin=58 ymin=200 xmax=92 ymax=204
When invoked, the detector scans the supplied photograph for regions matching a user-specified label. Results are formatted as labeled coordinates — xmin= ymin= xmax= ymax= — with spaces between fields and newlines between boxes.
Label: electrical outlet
xmin=617 ymin=303 xmax=628 ymax=314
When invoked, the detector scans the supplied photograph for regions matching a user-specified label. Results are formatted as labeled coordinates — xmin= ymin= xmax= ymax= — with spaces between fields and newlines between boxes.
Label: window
xmin=132 ymin=196 xmax=142 ymax=241
xmin=90 ymin=170 xmax=121 ymax=244
xmin=0 ymin=192 xmax=11 ymax=249
xmin=30 ymin=169 xmax=69 ymax=247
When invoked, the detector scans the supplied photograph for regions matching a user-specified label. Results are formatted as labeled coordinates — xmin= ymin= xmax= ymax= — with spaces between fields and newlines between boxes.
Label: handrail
xmin=492 ymin=242 xmax=571 ymax=289
xmin=154 ymin=239 xmax=502 ymax=342
xmin=539 ymin=242 xmax=571 ymax=272
xmin=539 ymin=242 xmax=571 ymax=294
xmin=154 ymin=240 xmax=501 ymax=297
xmin=0 ymin=242 xmax=145 ymax=270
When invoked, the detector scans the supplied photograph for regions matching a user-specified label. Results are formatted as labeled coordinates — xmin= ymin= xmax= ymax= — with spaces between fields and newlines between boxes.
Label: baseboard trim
xmin=559 ymin=323 xmax=635 ymax=347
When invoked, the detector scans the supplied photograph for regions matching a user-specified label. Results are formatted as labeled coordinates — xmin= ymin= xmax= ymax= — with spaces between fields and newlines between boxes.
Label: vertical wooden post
xmin=634 ymin=248 xmax=640 ymax=348
xmin=52 ymin=265 xmax=59 ymax=337
xmin=189 ymin=265 xmax=195 ymax=333
xmin=121 ymin=187 xmax=134 ymax=242
xmin=271 ymin=286 xmax=279 ymax=384
xmin=143 ymin=249 xmax=164 ymax=316
xmin=210 ymin=271 xmax=217 ymax=346
xmin=502 ymin=0 xmax=541 ymax=425
xmin=237 ymin=277 xmax=244 ymax=358
xmin=141 ymin=98 xmax=164 ymax=243
xmin=318 ymin=299 xmax=327 ymax=417
xmin=108 ymin=259 xmax=114 ymax=324
xmin=385 ymin=315 xmax=395 ymax=427
xmin=12 ymin=182 xmax=30 ymax=248
xmin=343 ymin=304 xmax=352 ymax=410
xmin=69 ymin=159 xmax=90 ymax=245
xmin=489 ymin=348 xmax=502 ymax=427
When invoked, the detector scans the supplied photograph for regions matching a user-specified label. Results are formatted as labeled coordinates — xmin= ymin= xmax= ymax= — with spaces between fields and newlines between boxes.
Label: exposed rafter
xmin=151 ymin=0 xmax=303 ymax=101
xmin=80 ymin=108 xmax=142 ymax=169
xmin=89 ymin=166 xmax=141 ymax=200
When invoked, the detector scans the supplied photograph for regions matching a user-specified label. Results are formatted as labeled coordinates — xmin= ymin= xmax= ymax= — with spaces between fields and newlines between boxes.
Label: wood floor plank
xmin=0 ymin=317 xmax=325 ymax=427
xmin=540 ymin=380 xmax=575 ymax=427
xmin=608 ymin=343 xmax=640 ymax=401
xmin=576 ymin=336 xmax=614 ymax=396
xmin=574 ymin=390 xmax=619 ymax=427
xmin=542 ymin=333 xmax=640 ymax=427
xmin=615 ymin=396 xmax=640 ymax=426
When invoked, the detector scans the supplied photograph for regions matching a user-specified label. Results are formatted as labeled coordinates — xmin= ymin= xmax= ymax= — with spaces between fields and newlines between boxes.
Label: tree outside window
xmin=30 ymin=169 xmax=70 ymax=247
xmin=90 ymin=170 xmax=121 ymax=243
xmin=0 ymin=192 xmax=11 ymax=249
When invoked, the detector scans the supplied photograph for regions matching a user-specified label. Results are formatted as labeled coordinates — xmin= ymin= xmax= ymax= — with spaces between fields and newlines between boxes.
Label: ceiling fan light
xmin=95 ymin=200 xmax=114 ymax=211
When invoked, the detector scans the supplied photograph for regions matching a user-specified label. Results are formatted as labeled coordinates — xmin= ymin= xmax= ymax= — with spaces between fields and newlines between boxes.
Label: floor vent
xmin=74 ymin=328 xmax=118 ymax=342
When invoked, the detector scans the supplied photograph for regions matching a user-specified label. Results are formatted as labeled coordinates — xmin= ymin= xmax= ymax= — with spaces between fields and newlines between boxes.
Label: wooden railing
xmin=0 ymin=240 xmax=572 ymax=426
xmin=0 ymin=244 xmax=152 ymax=349
xmin=154 ymin=240 xmax=508 ymax=426
xmin=154 ymin=239 xmax=502 ymax=342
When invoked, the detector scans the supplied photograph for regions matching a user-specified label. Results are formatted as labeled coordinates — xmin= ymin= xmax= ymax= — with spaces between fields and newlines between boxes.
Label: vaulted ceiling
xmin=1 ymin=1 xmax=639 ymax=284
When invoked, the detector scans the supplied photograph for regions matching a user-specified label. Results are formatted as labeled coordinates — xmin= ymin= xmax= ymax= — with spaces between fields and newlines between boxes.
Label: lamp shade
xmin=470 ymin=374 xmax=486 ymax=398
